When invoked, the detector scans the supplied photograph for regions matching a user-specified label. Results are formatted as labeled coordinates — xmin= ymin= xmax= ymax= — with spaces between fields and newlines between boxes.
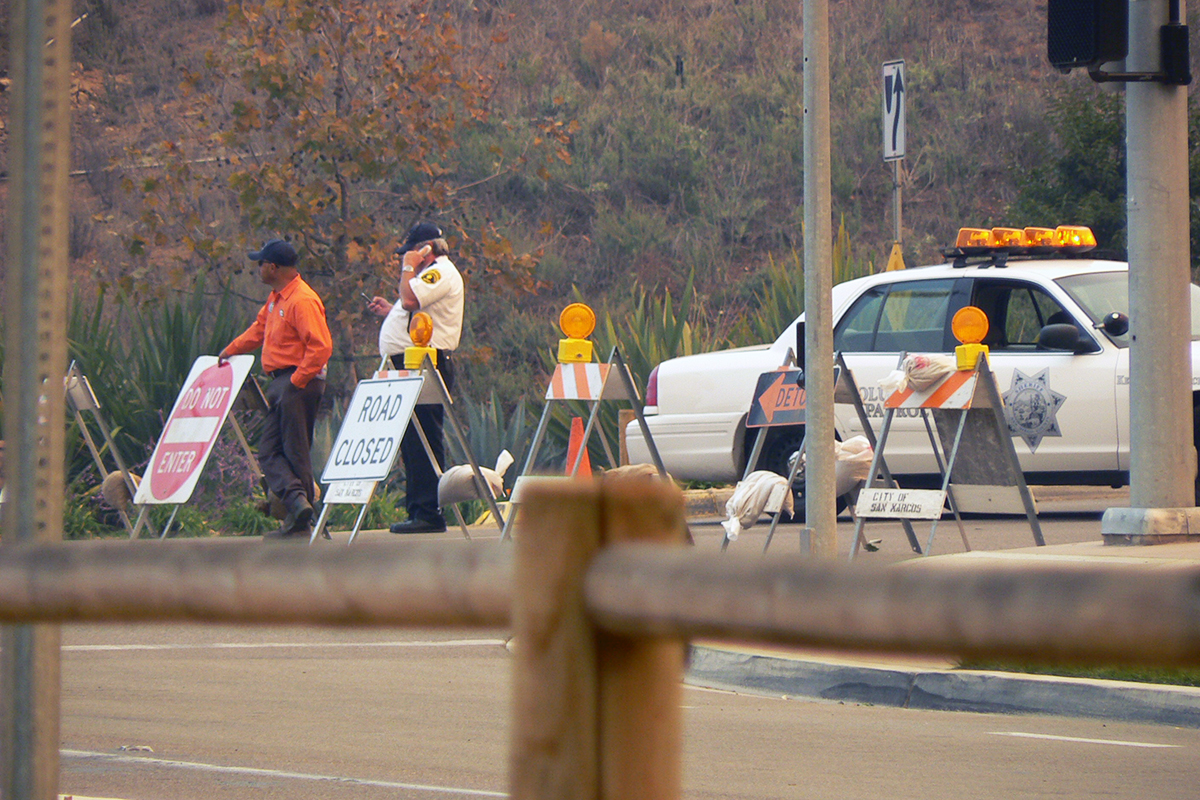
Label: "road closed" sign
xmin=135 ymin=355 xmax=256 ymax=505
xmin=321 ymin=375 xmax=423 ymax=484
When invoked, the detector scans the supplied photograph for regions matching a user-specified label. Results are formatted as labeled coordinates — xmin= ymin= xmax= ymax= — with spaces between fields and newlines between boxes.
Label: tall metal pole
xmin=2 ymin=0 xmax=71 ymax=796
xmin=803 ymin=0 xmax=837 ymax=556
xmin=1125 ymin=0 xmax=1193 ymax=510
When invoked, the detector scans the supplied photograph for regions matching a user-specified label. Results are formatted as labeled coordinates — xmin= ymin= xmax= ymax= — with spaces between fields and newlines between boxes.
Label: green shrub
xmin=149 ymin=504 xmax=213 ymax=538
xmin=215 ymin=497 xmax=278 ymax=537
xmin=63 ymin=482 xmax=124 ymax=540
xmin=325 ymin=486 xmax=406 ymax=532
xmin=458 ymin=392 xmax=534 ymax=492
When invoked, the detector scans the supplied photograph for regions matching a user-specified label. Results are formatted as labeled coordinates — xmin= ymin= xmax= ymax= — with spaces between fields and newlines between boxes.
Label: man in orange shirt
xmin=221 ymin=239 xmax=333 ymax=540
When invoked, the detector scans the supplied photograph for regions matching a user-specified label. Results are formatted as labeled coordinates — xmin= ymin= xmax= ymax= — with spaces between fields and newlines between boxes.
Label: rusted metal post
xmin=3 ymin=0 xmax=72 ymax=797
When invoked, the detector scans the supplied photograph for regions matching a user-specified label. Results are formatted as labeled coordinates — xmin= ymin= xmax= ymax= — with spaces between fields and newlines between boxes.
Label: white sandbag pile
xmin=438 ymin=449 xmax=515 ymax=506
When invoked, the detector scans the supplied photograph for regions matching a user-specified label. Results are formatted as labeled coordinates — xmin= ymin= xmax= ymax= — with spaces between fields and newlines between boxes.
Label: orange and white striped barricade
xmin=310 ymin=356 xmax=506 ymax=544
xmin=850 ymin=355 xmax=1044 ymax=559
xmin=501 ymin=347 xmax=668 ymax=542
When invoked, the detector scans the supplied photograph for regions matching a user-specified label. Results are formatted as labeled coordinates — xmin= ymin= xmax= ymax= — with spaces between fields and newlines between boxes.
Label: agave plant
xmin=455 ymin=391 xmax=533 ymax=492
xmin=738 ymin=216 xmax=875 ymax=345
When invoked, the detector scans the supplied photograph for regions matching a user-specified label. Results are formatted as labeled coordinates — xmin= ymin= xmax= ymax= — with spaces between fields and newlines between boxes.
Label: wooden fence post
xmin=509 ymin=477 xmax=686 ymax=800
xmin=509 ymin=481 xmax=603 ymax=800
xmin=597 ymin=477 xmax=687 ymax=800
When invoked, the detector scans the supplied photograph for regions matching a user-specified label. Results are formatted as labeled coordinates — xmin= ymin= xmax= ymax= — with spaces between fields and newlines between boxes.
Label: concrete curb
xmin=683 ymin=488 xmax=734 ymax=517
xmin=686 ymin=646 xmax=1200 ymax=728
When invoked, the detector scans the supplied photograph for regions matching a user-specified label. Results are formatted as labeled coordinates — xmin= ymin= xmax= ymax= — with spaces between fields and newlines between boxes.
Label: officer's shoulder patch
xmin=420 ymin=269 xmax=441 ymax=285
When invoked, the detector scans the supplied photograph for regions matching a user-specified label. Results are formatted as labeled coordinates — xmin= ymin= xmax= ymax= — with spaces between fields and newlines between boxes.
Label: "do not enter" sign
xmin=135 ymin=355 xmax=256 ymax=505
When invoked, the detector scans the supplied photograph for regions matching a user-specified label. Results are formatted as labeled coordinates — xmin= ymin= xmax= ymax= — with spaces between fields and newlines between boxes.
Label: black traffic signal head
xmin=1047 ymin=0 xmax=1128 ymax=71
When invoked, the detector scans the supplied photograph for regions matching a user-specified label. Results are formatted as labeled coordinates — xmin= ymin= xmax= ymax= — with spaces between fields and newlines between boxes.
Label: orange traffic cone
xmin=565 ymin=416 xmax=592 ymax=478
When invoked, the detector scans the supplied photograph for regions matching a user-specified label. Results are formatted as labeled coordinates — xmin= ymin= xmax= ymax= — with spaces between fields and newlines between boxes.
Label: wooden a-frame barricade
xmin=22 ymin=360 xmax=269 ymax=540
xmin=499 ymin=347 xmax=668 ymax=543
xmin=850 ymin=354 xmax=1045 ymax=559
xmin=310 ymin=355 xmax=507 ymax=544
xmin=64 ymin=362 xmax=155 ymax=537
xmin=723 ymin=351 xmax=922 ymax=554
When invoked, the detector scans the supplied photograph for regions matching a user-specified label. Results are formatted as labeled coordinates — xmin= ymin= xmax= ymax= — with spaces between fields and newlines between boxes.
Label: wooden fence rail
xmin=4 ymin=512 xmax=1200 ymax=669
xmin=4 ymin=479 xmax=1200 ymax=800
xmin=0 ymin=539 xmax=511 ymax=628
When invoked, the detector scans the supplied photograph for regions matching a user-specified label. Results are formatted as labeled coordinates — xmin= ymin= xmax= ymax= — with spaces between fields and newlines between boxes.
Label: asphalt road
xmin=60 ymin=622 xmax=1200 ymax=800
xmin=702 ymin=484 xmax=1132 ymax=561
xmin=400 ymin=483 xmax=1131 ymax=560
xmin=54 ymin=484 xmax=1191 ymax=800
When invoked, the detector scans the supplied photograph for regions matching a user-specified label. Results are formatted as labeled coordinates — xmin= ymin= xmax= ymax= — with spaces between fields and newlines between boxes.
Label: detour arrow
xmin=747 ymin=369 xmax=806 ymax=428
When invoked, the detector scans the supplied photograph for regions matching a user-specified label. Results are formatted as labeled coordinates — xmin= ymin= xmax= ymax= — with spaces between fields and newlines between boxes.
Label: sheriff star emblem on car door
xmin=1002 ymin=368 xmax=1067 ymax=451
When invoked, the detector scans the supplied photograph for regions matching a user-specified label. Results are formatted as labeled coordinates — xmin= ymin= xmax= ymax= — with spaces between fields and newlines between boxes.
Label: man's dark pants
xmin=392 ymin=353 xmax=454 ymax=524
xmin=260 ymin=369 xmax=324 ymax=506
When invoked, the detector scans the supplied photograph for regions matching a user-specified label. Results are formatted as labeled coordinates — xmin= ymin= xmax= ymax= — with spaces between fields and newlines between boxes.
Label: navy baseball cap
xmin=395 ymin=222 xmax=442 ymax=256
xmin=247 ymin=238 xmax=298 ymax=267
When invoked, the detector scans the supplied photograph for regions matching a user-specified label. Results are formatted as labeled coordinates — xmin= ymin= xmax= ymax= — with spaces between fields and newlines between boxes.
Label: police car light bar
xmin=944 ymin=225 xmax=1096 ymax=265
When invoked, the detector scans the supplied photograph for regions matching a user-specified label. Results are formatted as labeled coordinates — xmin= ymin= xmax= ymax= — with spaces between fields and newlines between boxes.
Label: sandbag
xmin=879 ymin=353 xmax=958 ymax=395
xmin=721 ymin=470 xmax=794 ymax=541
xmin=438 ymin=450 xmax=514 ymax=506
xmin=789 ymin=435 xmax=874 ymax=497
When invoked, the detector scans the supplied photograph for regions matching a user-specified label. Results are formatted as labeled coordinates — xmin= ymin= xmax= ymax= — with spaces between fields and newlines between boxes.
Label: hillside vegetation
xmin=5 ymin=0 xmax=1200 ymax=536
xmin=2 ymin=0 xmax=1199 ymax=410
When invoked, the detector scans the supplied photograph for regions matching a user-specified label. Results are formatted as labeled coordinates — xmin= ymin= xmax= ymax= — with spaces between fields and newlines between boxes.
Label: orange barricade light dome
xmin=404 ymin=311 xmax=438 ymax=369
xmin=951 ymin=306 xmax=990 ymax=371
xmin=557 ymin=302 xmax=596 ymax=364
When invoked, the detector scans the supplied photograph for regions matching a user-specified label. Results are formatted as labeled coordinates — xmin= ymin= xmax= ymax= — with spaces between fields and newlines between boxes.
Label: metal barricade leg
xmin=763 ymin=435 xmax=807 ymax=554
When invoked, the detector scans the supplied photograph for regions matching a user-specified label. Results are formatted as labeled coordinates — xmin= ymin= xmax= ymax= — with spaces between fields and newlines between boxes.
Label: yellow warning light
xmin=1022 ymin=227 xmax=1057 ymax=249
xmin=1055 ymin=225 xmax=1097 ymax=251
xmin=559 ymin=303 xmax=596 ymax=339
xmin=557 ymin=303 xmax=596 ymax=363
xmin=989 ymin=228 xmax=1023 ymax=248
xmin=404 ymin=311 xmax=438 ymax=369
xmin=952 ymin=306 xmax=990 ymax=370
xmin=952 ymin=306 xmax=988 ymax=343
xmin=955 ymin=228 xmax=992 ymax=251
xmin=410 ymin=312 xmax=434 ymax=347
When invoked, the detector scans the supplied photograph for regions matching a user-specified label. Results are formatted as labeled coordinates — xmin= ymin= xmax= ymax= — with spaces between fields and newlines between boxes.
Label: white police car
xmin=625 ymin=226 xmax=1200 ymax=502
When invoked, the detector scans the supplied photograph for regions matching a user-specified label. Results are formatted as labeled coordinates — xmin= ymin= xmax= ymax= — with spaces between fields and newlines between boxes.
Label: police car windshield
xmin=1056 ymin=272 xmax=1200 ymax=346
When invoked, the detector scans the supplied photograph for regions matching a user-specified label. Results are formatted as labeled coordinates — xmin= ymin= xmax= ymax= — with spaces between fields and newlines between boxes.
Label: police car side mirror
xmin=1101 ymin=311 xmax=1130 ymax=336
xmin=1038 ymin=323 xmax=1096 ymax=354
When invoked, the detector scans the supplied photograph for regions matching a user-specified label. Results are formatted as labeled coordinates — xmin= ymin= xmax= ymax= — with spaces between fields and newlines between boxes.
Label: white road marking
xmin=63 ymin=638 xmax=508 ymax=653
xmin=989 ymin=731 xmax=1181 ymax=749
xmin=61 ymin=750 xmax=507 ymax=798
xmin=685 ymin=684 xmax=745 ymax=697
